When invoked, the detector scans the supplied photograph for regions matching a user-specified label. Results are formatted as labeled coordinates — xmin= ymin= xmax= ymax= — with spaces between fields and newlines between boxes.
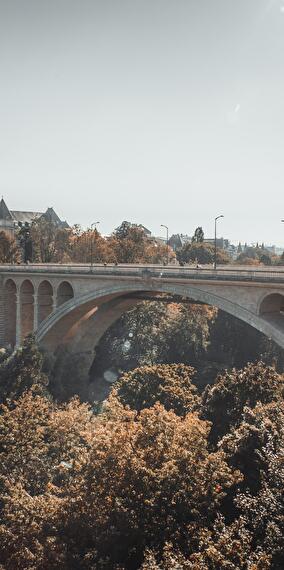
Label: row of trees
xmin=2 ymin=218 xmax=283 ymax=266
xmin=0 ymin=220 xmax=172 ymax=265
xmin=0 ymin=337 xmax=283 ymax=568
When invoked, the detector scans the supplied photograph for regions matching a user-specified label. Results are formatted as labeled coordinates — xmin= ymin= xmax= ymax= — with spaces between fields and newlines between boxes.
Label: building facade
xmin=0 ymin=198 xmax=68 ymax=238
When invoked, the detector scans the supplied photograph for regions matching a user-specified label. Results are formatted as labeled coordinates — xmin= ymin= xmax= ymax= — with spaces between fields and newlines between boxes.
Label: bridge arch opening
xmin=20 ymin=279 xmax=34 ymax=341
xmin=4 ymin=279 xmax=17 ymax=349
xmin=38 ymin=280 xmax=53 ymax=324
xmin=57 ymin=281 xmax=74 ymax=307
xmin=259 ymin=293 xmax=284 ymax=316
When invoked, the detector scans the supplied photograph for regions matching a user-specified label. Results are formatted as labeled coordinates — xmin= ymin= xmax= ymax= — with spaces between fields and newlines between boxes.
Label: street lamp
xmin=161 ymin=224 xmax=169 ymax=265
xmin=90 ymin=221 xmax=100 ymax=270
xmin=214 ymin=215 xmax=224 ymax=270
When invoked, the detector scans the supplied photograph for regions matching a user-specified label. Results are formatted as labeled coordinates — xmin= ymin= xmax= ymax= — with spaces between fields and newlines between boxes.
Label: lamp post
xmin=214 ymin=215 xmax=224 ymax=270
xmin=90 ymin=221 xmax=100 ymax=270
xmin=161 ymin=224 xmax=169 ymax=265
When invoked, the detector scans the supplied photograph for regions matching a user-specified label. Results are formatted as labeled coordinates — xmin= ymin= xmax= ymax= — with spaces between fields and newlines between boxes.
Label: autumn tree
xmin=60 ymin=401 xmax=240 ymax=568
xmin=70 ymin=226 xmax=114 ymax=263
xmin=53 ymin=227 xmax=72 ymax=262
xmin=109 ymin=222 xmax=174 ymax=264
xmin=112 ymin=363 xmax=200 ymax=416
xmin=0 ymin=391 xmax=96 ymax=568
xmin=0 ymin=231 xmax=20 ymax=263
xmin=141 ymin=517 xmax=271 ymax=569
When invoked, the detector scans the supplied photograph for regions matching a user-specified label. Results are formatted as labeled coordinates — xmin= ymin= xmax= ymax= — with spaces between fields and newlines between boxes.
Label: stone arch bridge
xmin=1 ymin=263 xmax=284 ymax=383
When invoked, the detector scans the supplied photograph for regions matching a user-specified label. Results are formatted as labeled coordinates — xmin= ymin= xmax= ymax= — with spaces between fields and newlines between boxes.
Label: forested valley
xmin=0 ymin=293 xmax=283 ymax=568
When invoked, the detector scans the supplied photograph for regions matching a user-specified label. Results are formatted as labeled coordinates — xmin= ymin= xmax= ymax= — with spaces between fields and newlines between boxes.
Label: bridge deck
xmin=1 ymin=264 xmax=284 ymax=284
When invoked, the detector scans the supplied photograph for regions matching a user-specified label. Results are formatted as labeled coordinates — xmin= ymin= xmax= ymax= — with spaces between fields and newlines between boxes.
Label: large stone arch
xmin=37 ymin=281 xmax=284 ymax=353
xmin=4 ymin=278 xmax=17 ymax=349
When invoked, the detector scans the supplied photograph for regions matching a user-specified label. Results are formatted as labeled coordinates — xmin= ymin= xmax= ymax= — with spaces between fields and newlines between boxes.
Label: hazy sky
xmin=1 ymin=0 xmax=284 ymax=244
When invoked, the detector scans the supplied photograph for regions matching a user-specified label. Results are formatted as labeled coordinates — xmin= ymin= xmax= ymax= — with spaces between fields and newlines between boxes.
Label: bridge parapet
xmin=1 ymin=263 xmax=284 ymax=283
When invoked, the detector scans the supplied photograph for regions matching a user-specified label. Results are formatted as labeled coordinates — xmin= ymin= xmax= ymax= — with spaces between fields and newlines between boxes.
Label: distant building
xmin=137 ymin=224 xmax=151 ymax=237
xmin=169 ymin=233 xmax=236 ymax=258
xmin=0 ymin=198 xmax=69 ymax=238
xmin=168 ymin=234 xmax=192 ymax=251
xmin=115 ymin=221 xmax=152 ymax=238
xmin=264 ymin=245 xmax=276 ymax=255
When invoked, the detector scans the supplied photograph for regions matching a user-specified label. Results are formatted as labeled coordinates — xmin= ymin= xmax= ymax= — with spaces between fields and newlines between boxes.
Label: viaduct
xmin=0 ymin=263 xmax=284 ymax=389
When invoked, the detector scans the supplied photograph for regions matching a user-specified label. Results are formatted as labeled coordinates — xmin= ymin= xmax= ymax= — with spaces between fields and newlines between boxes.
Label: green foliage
xmin=202 ymin=362 xmax=284 ymax=443
xmin=260 ymin=253 xmax=272 ymax=266
xmin=94 ymin=301 xmax=216 ymax=384
xmin=220 ymin=401 xmax=284 ymax=493
xmin=237 ymin=432 xmax=284 ymax=569
xmin=177 ymin=241 xmax=230 ymax=265
xmin=192 ymin=226 xmax=204 ymax=243
xmin=0 ymin=335 xmax=48 ymax=403
xmin=112 ymin=363 xmax=200 ymax=416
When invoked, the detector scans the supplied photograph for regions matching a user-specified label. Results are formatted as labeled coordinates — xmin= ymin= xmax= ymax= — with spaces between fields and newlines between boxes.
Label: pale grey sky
xmin=0 ymin=0 xmax=284 ymax=244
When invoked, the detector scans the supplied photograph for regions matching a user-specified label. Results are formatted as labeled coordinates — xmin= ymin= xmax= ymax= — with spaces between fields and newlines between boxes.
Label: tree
xmin=110 ymin=222 xmax=175 ymax=264
xmin=0 ymin=335 xmax=48 ymax=403
xmin=70 ymin=226 xmax=114 ymax=263
xmin=192 ymin=226 xmax=204 ymax=243
xmin=201 ymin=362 xmax=284 ymax=443
xmin=114 ymin=220 xmax=133 ymax=238
xmin=177 ymin=241 xmax=230 ymax=265
xmin=236 ymin=428 xmax=284 ymax=569
xmin=260 ymin=253 xmax=272 ymax=266
xmin=17 ymin=222 xmax=33 ymax=262
xmin=112 ymin=363 xmax=200 ymax=416
xmin=53 ymin=228 xmax=72 ymax=262
xmin=141 ymin=518 xmax=271 ymax=569
xmin=60 ymin=401 xmax=240 ymax=568
xmin=93 ymin=301 xmax=216 ymax=389
xmin=236 ymin=245 xmax=272 ymax=266
xmin=0 ymin=231 xmax=19 ymax=263
xmin=0 ymin=390 xmax=96 ymax=568
xmin=278 ymin=251 xmax=284 ymax=266
xmin=30 ymin=218 xmax=58 ymax=262
xmin=220 ymin=401 xmax=284 ymax=493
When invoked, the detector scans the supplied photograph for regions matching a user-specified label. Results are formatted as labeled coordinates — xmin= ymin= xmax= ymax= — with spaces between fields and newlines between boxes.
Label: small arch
xmin=57 ymin=281 xmax=74 ymax=307
xmin=38 ymin=280 xmax=53 ymax=324
xmin=20 ymin=279 xmax=34 ymax=340
xmin=4 ymin=279 xmax=17 ymax=349
xmin=259 ymin=293 xmax=284 ymax=316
